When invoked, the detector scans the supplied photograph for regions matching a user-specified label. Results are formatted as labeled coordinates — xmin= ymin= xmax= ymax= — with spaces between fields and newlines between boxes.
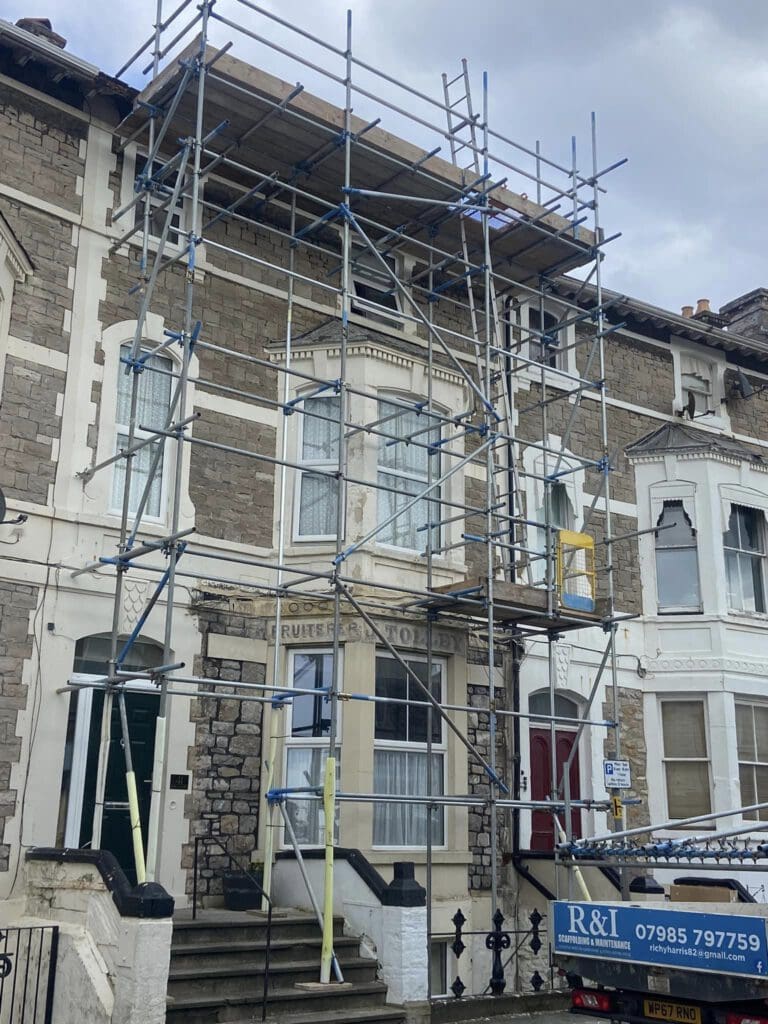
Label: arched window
xmin=529 ymin=691 xmax=579 ymax=722
xmin=111 ymin=344 xmax=174 ymax=519
xmin=655 ymin=500 xmax=701 ymax=613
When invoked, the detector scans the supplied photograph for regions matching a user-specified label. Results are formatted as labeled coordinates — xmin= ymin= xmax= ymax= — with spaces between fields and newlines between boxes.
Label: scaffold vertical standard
xmin=72 ymin=0 xmax=630 ymax=989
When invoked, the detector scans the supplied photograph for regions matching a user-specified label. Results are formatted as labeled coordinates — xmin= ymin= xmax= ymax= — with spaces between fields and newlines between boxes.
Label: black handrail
xmin=192 ymin=835 xmax=273 ymax=1022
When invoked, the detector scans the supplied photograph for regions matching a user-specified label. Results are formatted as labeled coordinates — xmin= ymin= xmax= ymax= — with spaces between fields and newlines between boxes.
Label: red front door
xmin=529 ymin=728 xmax=581 ymax=851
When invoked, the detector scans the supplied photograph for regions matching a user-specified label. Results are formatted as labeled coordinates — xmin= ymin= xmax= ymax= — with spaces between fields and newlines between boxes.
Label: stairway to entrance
xmin=166 ymin=909 xmax=407 ymax=1023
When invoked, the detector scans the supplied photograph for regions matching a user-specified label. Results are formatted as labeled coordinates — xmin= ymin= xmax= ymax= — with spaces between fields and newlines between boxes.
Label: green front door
xmin=80 ymin=690 xmax=159 ymax=886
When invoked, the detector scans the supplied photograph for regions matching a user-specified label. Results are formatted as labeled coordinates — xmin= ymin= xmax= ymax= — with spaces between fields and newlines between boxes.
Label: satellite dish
xmin=0 ymin=487 xmax=27 ymax=526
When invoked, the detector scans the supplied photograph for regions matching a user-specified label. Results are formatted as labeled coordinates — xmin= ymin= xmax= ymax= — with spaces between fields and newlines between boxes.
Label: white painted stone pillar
xmin=379 ymin=862 xmax=428 ymax=1012
xmin=381 ymin=903 xmax=428 ymax=1005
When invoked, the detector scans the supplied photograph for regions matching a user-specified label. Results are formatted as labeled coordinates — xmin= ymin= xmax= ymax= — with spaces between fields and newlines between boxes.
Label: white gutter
xmin=0 ymin=19 xmax=100 ymax=82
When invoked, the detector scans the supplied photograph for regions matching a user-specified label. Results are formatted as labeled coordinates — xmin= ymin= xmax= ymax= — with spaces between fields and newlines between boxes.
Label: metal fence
xmin=435 ymin=908 xmax=545 ymax=998
xmin=0 ymin=927 xmax=58 ymax=1024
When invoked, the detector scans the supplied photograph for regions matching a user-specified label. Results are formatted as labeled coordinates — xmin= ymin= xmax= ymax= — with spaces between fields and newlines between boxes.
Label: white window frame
xmin=659 ymin=697 xmax=712 ymax=824
xmin=372 ymin=652 xmax=447 ymax=850
xmin=735 ymin=701 xmax=768 ymax=827
xmin=654 ymin=499 xmax=702 ymax=614
xmin=376 ymin=394 xmax=443 ymax=555
xmin=110 ymin=343 xmax=174 ymax=523
xmin=120 ymin=145 xmax=191 ymax=253
xmin=282 ymin=647 xmax=341 ymax=849
xmin=522 ymin=439 xmax=584 ymax=586
xmin=0 ymin=211 xmax=33 ymax=400
xmin=723 ymin=503 xmax=767 ymax=614
xmin=518 ymin=300 xmax=575 ymax=381
xmin=349 ymin=242 xmax=403 ymax=326
xmin=292 ymin=392 xmax=342 ymax=542
xmin=671 ymin=338 xmax=728 ymax=429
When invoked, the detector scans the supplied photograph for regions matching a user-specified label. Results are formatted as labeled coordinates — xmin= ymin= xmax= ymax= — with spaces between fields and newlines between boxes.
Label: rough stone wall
xmin=0 ymin=581 xmax=37 ymax=872
xmin=184 ymin=601 xmax=268 ymax=902
xmin=466 ymin=679 xmax=507 ymax=891
xmin=602 ymin=686 xmax=649 ymax=830
xmin=0 ymin=94 xmax=85 ymax=215
xmin=189 ymin=411 xmax=276 ymax=548
xmin=577 ymin=328 xmax=676 ymax=417
xmin=725 ymin=368 xmax=768 ymax=437
xmin=0 ymin=357 xmax=65 ymax=504
xmin=1 ymin=197 xmax=76 ymax=355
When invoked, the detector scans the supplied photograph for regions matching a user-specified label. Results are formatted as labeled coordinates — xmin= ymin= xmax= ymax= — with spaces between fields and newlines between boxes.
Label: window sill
xmin=657 ymin=607 xmax=704 ymax=615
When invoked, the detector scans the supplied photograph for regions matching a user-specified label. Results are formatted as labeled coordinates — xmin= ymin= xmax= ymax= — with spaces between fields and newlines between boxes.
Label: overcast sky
xmin=5 ymin=0 xmax=767 ymax=313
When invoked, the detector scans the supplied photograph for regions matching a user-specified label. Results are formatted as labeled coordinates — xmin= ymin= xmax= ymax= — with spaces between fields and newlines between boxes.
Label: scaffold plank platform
xmin=419 ymin=577 xmax=608 ymax=631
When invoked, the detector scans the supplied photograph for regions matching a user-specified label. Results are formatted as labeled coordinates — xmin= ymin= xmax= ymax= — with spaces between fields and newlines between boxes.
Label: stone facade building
xmin=2 ymin=13 xmax=768 ymax=1007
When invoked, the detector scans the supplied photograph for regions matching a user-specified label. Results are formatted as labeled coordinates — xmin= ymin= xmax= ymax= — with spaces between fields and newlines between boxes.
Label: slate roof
xmin=626 ymin=421 xmax=764 ymax=462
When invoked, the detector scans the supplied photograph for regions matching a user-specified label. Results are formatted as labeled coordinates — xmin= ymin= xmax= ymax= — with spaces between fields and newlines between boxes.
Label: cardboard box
xmin=669 ymin=884 xmax=738 ymax=903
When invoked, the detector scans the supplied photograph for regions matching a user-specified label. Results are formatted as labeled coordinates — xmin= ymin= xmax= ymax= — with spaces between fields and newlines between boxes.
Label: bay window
xmin=377 ymin=398 xmax=441 ymax=552
xmin=661 ymin=700 xmax=711 ymax=819
xmin=284 ymin=650 xmax=339 ymax=846
xmin=736 ymin=702 xmax=768 ymax=823
xmin=373 ymin=653 xmax=445 ymax=847
xmin=724 ymin=504 xmax=766 ymax=613
xmin=295 ymin=394 xmax=340 ymax=540
xmin=111 ymin=344 xmax=172 ymax=519
xmin=654 ymin=500 xmax=701 ymax=613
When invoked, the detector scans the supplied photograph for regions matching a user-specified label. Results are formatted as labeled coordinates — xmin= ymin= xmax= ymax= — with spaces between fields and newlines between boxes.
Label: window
xmin=284 ymin=650 xmax=339 ymax=846
xmin=534 ymin=481 xmax=573 ymax=585
xmin=724 ymin=504 xmax=766 ymax=613
xmin=430 ymin=941 xmax=449 ymax=997
xmin=655 ymin=501 xmax=701 ymax=613
xmin=111 ymin=345 xmax=173 ymax=518
xmin=373 ymin=654 xmax=445 ymax=846
xmin=661 ymin=701 xmax=711 ymax=819
xmin=350 ymin=244 xmax=401 ymax=324
xmin=736 ymin=703 xmax=768 ymax=823
xmin=377 ymin=399 xmax=441 ymax=552
xmin=528 ymin=307 xmax=562 ymax=368
xmin=133 ymin=154 xmax=184 ymax=245
xmin=295 ymin=394 xmax=340 ymax=539
xmin=529 ymin=691 xmax=579 ymax=722
xmin=672 ymin=346 xmax=726 ymax=425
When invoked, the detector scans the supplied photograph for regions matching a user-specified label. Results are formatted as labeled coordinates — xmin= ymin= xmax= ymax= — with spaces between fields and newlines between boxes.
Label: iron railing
xmin=192 ymin=835 xmax=272 ymax=1022
xmin=0 ymin=925 xmax=58 ymax=1023
xmin=435 ymin=907 xmax=545 ymax=998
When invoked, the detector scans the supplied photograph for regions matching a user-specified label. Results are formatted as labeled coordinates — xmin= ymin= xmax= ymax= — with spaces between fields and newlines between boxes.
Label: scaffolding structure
xmin=73 ymin=0 xmax=634 ymax=990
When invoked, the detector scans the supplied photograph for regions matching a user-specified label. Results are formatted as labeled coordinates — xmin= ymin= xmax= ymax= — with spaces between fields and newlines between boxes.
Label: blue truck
xmin=551 ymin=900 xmax=768 ymax=1024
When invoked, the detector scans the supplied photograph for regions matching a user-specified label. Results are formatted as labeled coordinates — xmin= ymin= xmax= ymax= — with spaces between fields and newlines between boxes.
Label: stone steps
xmin=166 ymin=910 xmax=406 ymax=1024
xmin=169 ymin=934 xmax=362 ymax=971
xmin=168 ymin=956 xmax=380 ymax=1000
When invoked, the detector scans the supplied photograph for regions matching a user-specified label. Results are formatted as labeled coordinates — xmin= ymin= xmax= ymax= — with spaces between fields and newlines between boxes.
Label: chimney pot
xmin=695 ymin=298 xmax=710 ymax=316
xmin=15 ymin=18 xmax=67 ymax=49
xmin=681 ymin=305 xmax=694 ymax=318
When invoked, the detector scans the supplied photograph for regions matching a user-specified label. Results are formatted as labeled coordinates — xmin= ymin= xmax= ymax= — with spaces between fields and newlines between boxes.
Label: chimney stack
xmin=695 ymin=298 xmax=710 ymax=316
xmin=720 ymin=288 xmax=768 ymax=341
xmin=15 ymin=18 xmax=67 ymax=49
